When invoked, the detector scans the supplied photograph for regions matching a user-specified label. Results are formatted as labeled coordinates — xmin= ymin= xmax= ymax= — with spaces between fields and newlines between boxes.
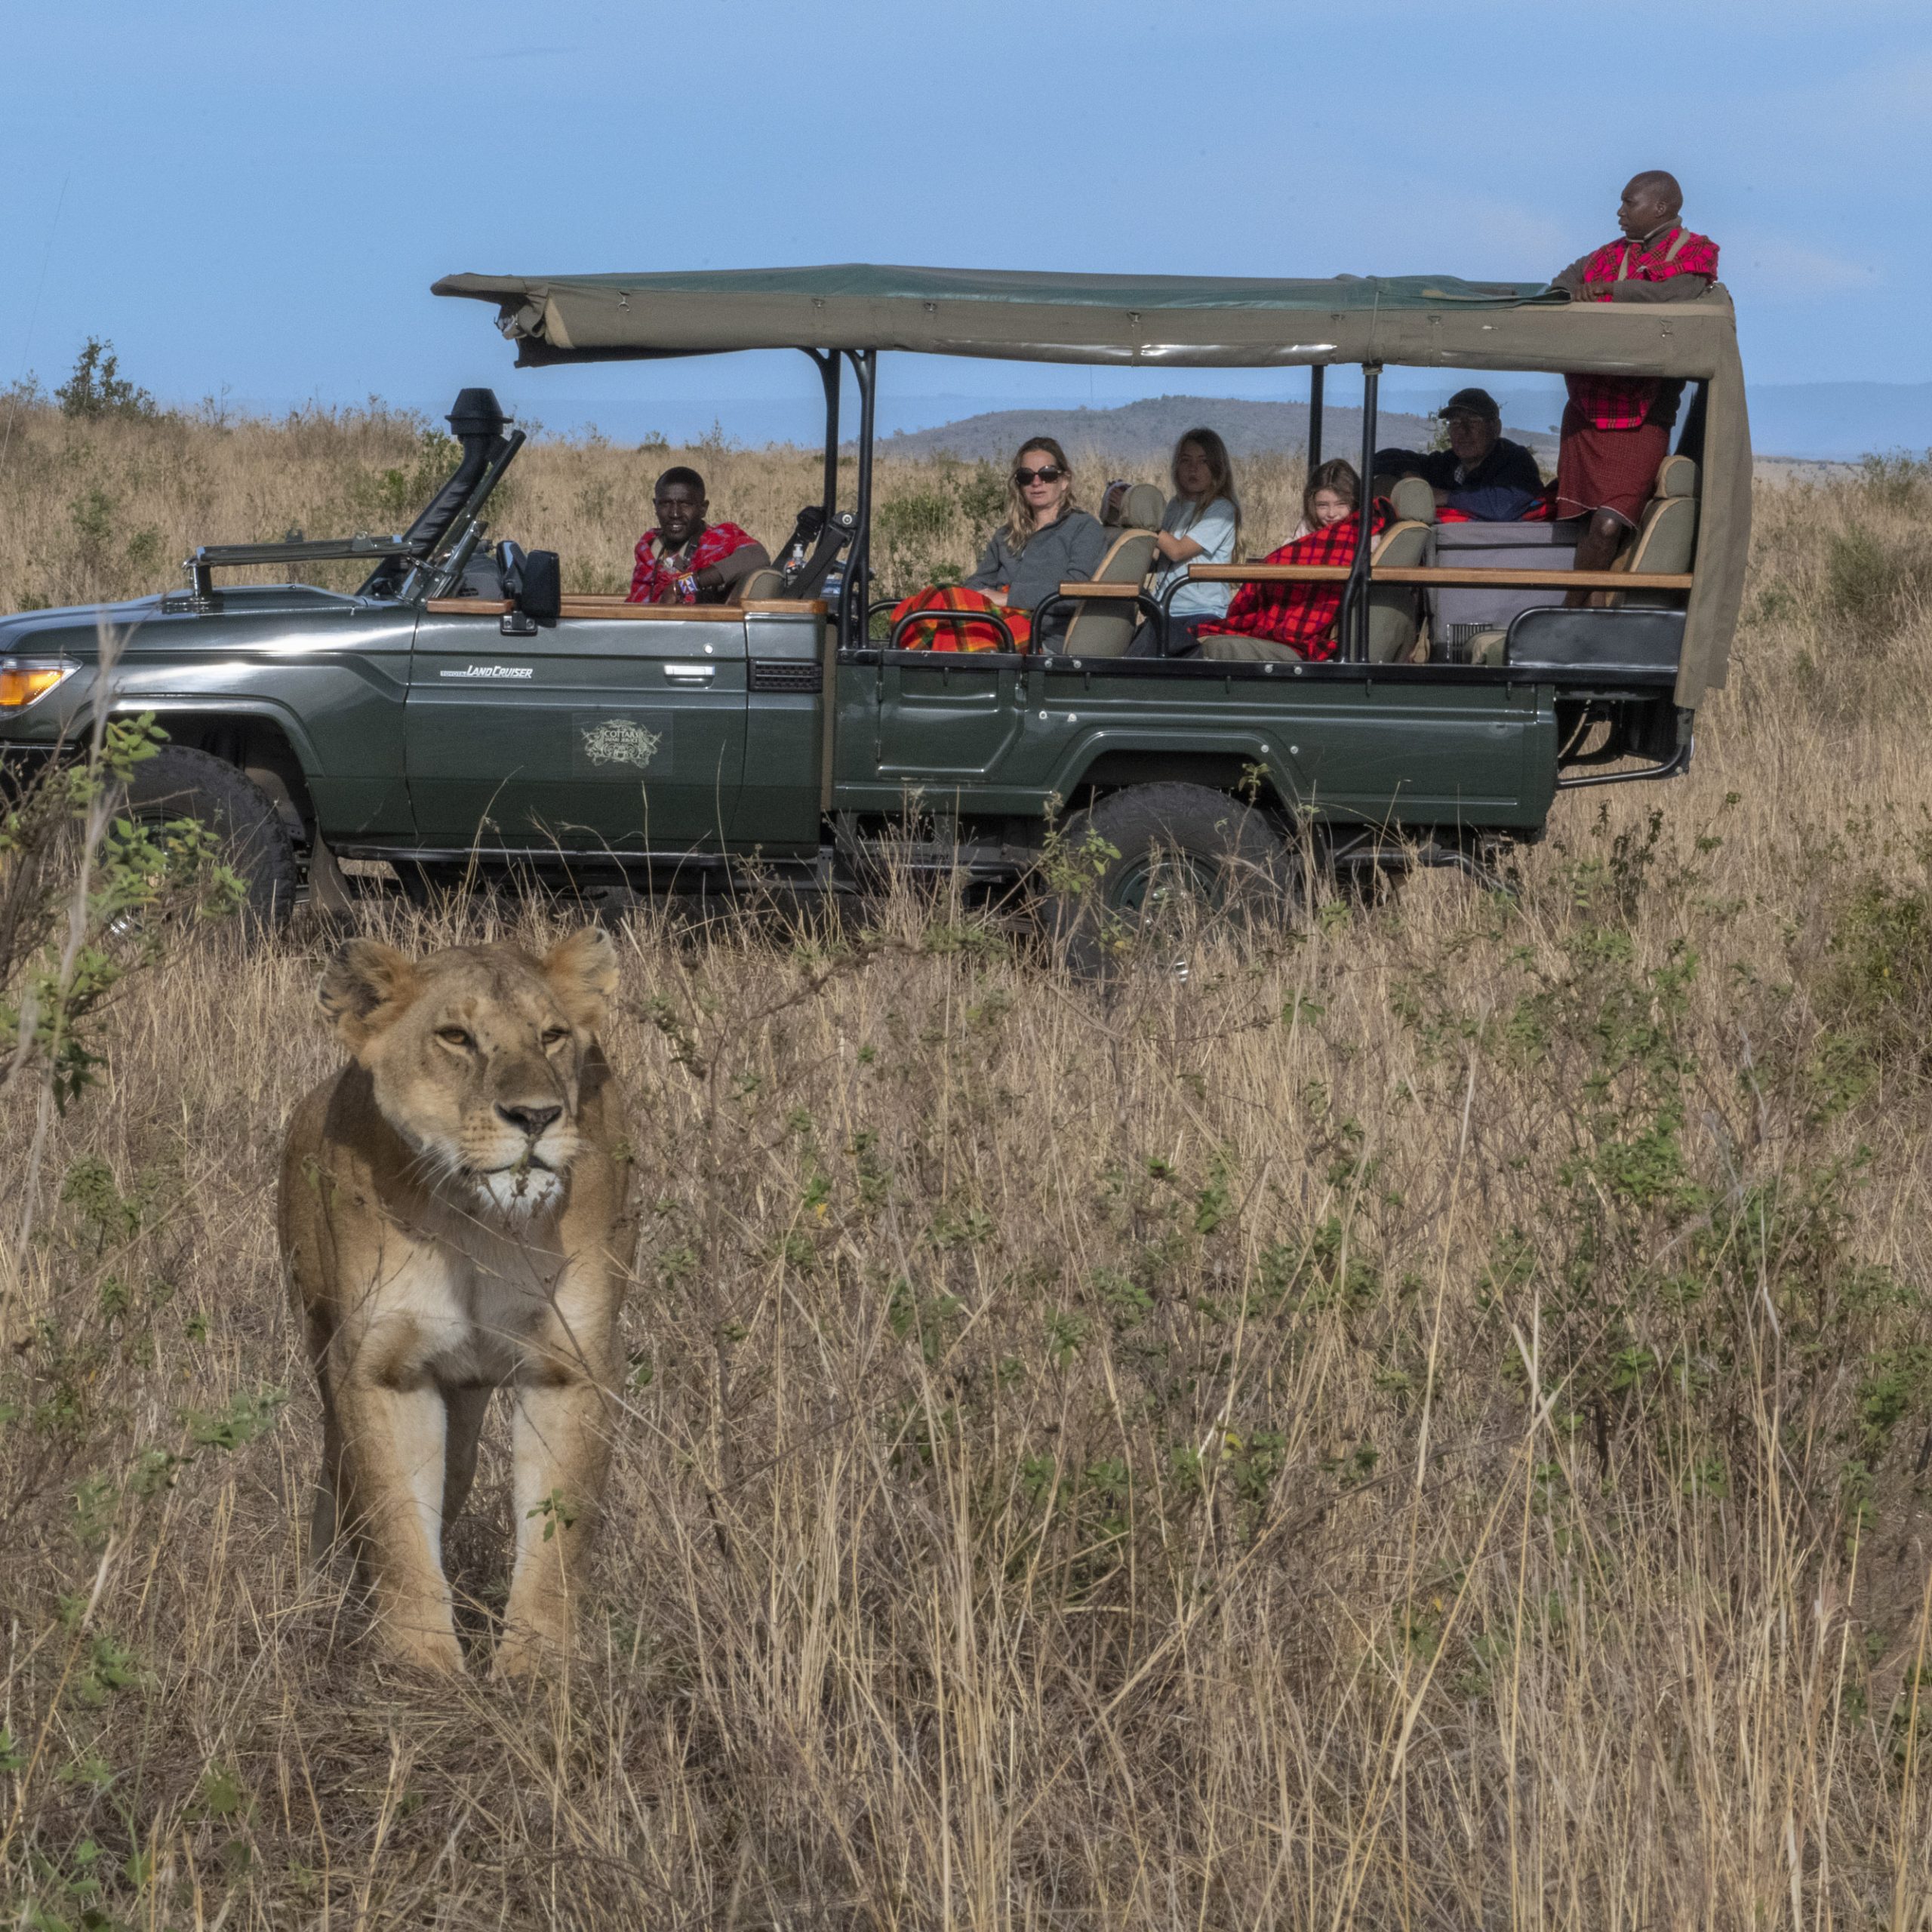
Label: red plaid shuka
xmin=1196 ymin=504 xmax=1387 ymax=661
xmin=628 ymin=521 xmax=760 ymax=603
xmin=1566 ymin=227 xmax=1719 ymax=430
xmin=890 ymin=585 xmax=1032 ymax=653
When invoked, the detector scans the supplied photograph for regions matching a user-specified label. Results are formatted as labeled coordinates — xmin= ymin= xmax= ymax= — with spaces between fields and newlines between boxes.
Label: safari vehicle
xmin=0 ymin=264 xmax=1748 ymax=951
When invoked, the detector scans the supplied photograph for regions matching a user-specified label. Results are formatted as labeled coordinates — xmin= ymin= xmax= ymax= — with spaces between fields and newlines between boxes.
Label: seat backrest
xmin=1364 ymin=518 xmax=1431 ymax=663
xmin=1103 ymin=481 xmax=1164 ymax=531
xmin=1389 ymin=475 xmax=1436 ymax=525
xmin=1624 ymin=496 xmax=1697 ymax=574
xmin=1609 ymin=453 xmax=1700 ymax=602
xmin=1654 ymin=453 xmax=1698 ymax=503
xmin=735 ymin=567 xmax=786 ymax=602
xmin=1063 ymin=528 xmax=1158 ymax=657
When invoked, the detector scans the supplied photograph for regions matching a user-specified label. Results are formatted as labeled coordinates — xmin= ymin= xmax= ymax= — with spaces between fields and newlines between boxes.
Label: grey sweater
xmin=964 ymin=510 xmax=1107 ymax=636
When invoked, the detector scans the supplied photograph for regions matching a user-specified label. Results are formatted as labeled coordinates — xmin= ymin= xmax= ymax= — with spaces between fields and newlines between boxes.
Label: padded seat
xmin=1609 ymin=454 xmax=1698 ymax=605
xmin=736 ymin=567 xmax=786 ymax=601
xmin=1364 ymin=475 xmax=1435 ymax=663
xmin=1063 ymin=481 xmax=1164 ymax=657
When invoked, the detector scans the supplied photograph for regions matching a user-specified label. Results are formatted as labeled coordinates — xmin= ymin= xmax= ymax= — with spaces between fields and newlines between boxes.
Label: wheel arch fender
xmin=109 ymin=697 xmax=324 ymax=841
xmin=1047 ymin=728 xmax=1305 ymax=816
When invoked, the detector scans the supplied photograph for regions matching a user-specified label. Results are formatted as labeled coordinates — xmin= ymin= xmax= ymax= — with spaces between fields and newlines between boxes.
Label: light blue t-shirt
xmin=1151 ymin=495 xmax=1238 ymax=617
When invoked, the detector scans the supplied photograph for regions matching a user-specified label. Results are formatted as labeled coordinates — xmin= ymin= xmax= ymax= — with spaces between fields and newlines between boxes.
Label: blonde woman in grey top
xmin=964 ymin=437 xmax=1106 ymax=643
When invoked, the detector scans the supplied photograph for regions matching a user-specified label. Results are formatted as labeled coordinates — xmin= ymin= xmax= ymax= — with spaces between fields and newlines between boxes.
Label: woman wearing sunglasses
xmin=894 ymin=436 xmax=1106 ymax=651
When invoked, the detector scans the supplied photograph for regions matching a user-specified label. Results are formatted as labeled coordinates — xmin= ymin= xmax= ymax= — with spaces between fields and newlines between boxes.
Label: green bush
xmin=1823 ymin=525 xmax=1932 ymax=641
xmin=54 ymin=338 xmax=158 ymax=422
xmin=1854 ymin=449 xmax=1932 ymax=511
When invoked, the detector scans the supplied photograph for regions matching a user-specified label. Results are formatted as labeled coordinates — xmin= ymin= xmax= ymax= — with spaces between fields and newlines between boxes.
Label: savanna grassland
xmin=5 ymin=383 xmax=1932 ymax=1928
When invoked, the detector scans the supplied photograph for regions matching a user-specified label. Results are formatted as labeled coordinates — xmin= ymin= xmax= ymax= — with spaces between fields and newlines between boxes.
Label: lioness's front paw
xmin=491 ymin=1623 xmax=568 ymax=1681
xmin=378 ymin=1628 xmax=466 ymax=1676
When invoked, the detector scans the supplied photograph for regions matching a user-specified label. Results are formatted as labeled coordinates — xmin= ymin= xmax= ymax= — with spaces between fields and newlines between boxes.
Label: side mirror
xmin=518 ymin=550 xmax=561 ymax=621
xmin=495 ymin=539 xmax=528 ymax=601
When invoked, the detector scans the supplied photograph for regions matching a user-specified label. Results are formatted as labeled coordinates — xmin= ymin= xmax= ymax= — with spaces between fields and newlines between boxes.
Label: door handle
xmin=663 ymin=663 xmax=717 ymax=684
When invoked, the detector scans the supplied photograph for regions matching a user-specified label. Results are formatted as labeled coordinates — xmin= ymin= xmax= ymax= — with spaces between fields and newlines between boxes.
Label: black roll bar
xmin=841 ymin=349 xmax=877 ymax=651
xmin=1339 ymin=361 xmax=1380 ymax=662
xmin=801 ymin=348 xmax=841 ymax=519
xmin=1307 ymin=364 xmax=1324 ymax=473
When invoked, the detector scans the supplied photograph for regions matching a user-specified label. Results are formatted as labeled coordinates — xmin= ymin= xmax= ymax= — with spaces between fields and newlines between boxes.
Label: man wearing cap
xmin=1374 ymin=389 xmax=1544 ymax=519
xmin=1551 ymin=170 xmax=1718 ymax=602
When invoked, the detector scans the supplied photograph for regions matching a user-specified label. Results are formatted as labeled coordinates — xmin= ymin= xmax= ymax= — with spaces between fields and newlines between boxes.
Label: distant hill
xmin=878 ymin=394 xmax=1561 ymax=464
xmin=1745 ymin=383 xmax=1932 ymax=462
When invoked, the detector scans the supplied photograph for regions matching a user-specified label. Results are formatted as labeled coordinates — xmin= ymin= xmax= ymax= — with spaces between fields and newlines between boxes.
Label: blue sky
xmin=5 ymin=0 xmax=1927 ymax=438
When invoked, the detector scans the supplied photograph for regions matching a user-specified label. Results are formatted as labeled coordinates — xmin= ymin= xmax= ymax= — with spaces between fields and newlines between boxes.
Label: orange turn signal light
xmin=0 ymin=661 xmax=72 ymax=709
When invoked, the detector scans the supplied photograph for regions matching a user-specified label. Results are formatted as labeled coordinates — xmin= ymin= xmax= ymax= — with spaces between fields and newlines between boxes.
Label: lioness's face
xmin=318 ymin=929 xmax=620 ymax=1221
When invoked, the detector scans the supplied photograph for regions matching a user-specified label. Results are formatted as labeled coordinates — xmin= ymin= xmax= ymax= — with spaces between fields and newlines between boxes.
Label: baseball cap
xmin=1438 ymin=387 xmax=1501 ymax=420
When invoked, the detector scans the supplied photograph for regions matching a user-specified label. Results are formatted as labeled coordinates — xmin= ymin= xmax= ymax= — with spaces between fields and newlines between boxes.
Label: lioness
xmin=278 ymin=928 xmax=632 ymax=1676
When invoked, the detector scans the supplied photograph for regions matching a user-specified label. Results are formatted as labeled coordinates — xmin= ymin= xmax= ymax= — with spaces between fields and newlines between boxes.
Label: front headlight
xmin=0 ymin=659 xmax=75 ymax=710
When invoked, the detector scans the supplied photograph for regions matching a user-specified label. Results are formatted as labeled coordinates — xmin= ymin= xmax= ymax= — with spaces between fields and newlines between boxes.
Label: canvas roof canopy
xmin=431 ymin=263 xmax=1738 ymax=381
xmin=432 ymin=263 xmax=1748 ymax=706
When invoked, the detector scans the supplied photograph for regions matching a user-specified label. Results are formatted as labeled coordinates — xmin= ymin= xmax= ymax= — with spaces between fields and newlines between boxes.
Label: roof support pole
xmin=1307 ymin=364 xmax=1324 ymax=474
xmin=1341 ymin=362 xmax=1380 ymax=661
xmin=841 ymin=349 xmax=877 ymax=650
xmin=802 ymin=349 xmax=841 ymax=515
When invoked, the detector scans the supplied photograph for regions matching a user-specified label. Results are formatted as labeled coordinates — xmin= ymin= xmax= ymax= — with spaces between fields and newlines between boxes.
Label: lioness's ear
xmin=318 ymin=939 xmax=420 ymax=1055
xmin=543 ymin=927 xmax=619 ymax=1032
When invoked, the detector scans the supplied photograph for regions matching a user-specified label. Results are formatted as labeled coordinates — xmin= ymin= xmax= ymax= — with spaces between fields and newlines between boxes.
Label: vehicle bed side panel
xmin=834 ymin=657 xmax=1558 ymax=829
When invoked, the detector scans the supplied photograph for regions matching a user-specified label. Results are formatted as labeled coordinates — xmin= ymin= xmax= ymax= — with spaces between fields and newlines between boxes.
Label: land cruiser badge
xmin=581 ymin=717 xmax=662 ymax=769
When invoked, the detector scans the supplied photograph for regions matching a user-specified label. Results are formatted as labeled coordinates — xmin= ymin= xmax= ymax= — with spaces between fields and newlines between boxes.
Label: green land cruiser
xmin=0 ymin=264 xmax=1748 ymax=952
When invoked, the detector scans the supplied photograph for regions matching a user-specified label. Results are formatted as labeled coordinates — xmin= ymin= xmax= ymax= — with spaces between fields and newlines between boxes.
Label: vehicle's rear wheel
xmin=113 ymin=745 xmax=300 ymax=934
xmin=1041 ymin=782 xmax=1294 ymax=979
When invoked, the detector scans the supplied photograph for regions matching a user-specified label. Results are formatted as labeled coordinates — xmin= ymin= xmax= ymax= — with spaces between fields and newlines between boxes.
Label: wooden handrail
xmin=1172 ymin=565 xmax=1694 ymax=592
xmin=1053 ymin=582 xmax=1142 ymax=598
xmin=423 ymin=596 xmax=826 ymax=620
xmin=554 ymin=598 xmax=761 ymax=621
xmin=1380 ymin=567 xmax=1690 ymax=590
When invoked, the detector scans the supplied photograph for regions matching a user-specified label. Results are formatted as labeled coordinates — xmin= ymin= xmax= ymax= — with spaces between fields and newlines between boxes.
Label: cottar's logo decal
xmin=580 ymin=717 xmax=662 ymax=769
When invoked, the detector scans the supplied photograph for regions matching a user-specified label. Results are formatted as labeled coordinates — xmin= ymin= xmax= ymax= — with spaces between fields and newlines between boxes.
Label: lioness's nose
xmin=497 ymin=1102 xmax=562 ymax=1138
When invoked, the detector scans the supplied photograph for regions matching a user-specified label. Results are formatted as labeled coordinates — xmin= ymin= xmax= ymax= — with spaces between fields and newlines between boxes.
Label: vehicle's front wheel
xmin=1041 ymin=781 xmax=1294 ymax=979
xmin=114 ymin=745 xmax=300 ymax=932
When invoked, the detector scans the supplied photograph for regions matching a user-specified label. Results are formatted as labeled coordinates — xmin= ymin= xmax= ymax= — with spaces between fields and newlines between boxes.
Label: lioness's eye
xmin=435 ymin=1026 xmax=473 ymax=1048
xmin=540 ymin=1026 xmax=571 ymax=1048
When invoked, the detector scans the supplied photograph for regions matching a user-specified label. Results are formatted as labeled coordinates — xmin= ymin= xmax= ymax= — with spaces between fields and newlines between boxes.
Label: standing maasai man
xmin=627 ymin=466 xmax=771 ymax=605
xmin=1552 ymin=172 xmax=1719 ymax=604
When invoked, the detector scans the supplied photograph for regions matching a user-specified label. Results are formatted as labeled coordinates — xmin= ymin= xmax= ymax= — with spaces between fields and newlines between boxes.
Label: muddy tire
xmin=1041 ymin=782 xmax=1293 ymax=980
xmin=116 ymin=745 xmax=300 ymax=933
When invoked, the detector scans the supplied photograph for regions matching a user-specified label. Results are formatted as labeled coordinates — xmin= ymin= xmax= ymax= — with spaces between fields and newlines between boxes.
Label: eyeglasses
xmin=1013 ymin=465 xmax=1065 ymax=486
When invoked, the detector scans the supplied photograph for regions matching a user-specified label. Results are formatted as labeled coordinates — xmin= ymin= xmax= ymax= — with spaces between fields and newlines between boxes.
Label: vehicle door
xmin=405 ymin=602 xmax=747 ymax=854
xmin=843 ymin=648 xmax=1029 ymax=788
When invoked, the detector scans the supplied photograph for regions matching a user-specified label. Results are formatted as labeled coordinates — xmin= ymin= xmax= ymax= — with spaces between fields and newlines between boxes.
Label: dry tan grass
xmin=0 ymin=397 xmax=1310 ymax=607
xmin=4 ymin=404 xmax=1932 ymax=1927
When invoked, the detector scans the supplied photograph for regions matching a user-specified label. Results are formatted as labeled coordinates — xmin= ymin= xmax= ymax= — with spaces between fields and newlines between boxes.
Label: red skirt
xmin=889 ymin=586 xmax=1032 ymax=653
xmin=1555 ymin=403 xmax=1669 ymax=527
